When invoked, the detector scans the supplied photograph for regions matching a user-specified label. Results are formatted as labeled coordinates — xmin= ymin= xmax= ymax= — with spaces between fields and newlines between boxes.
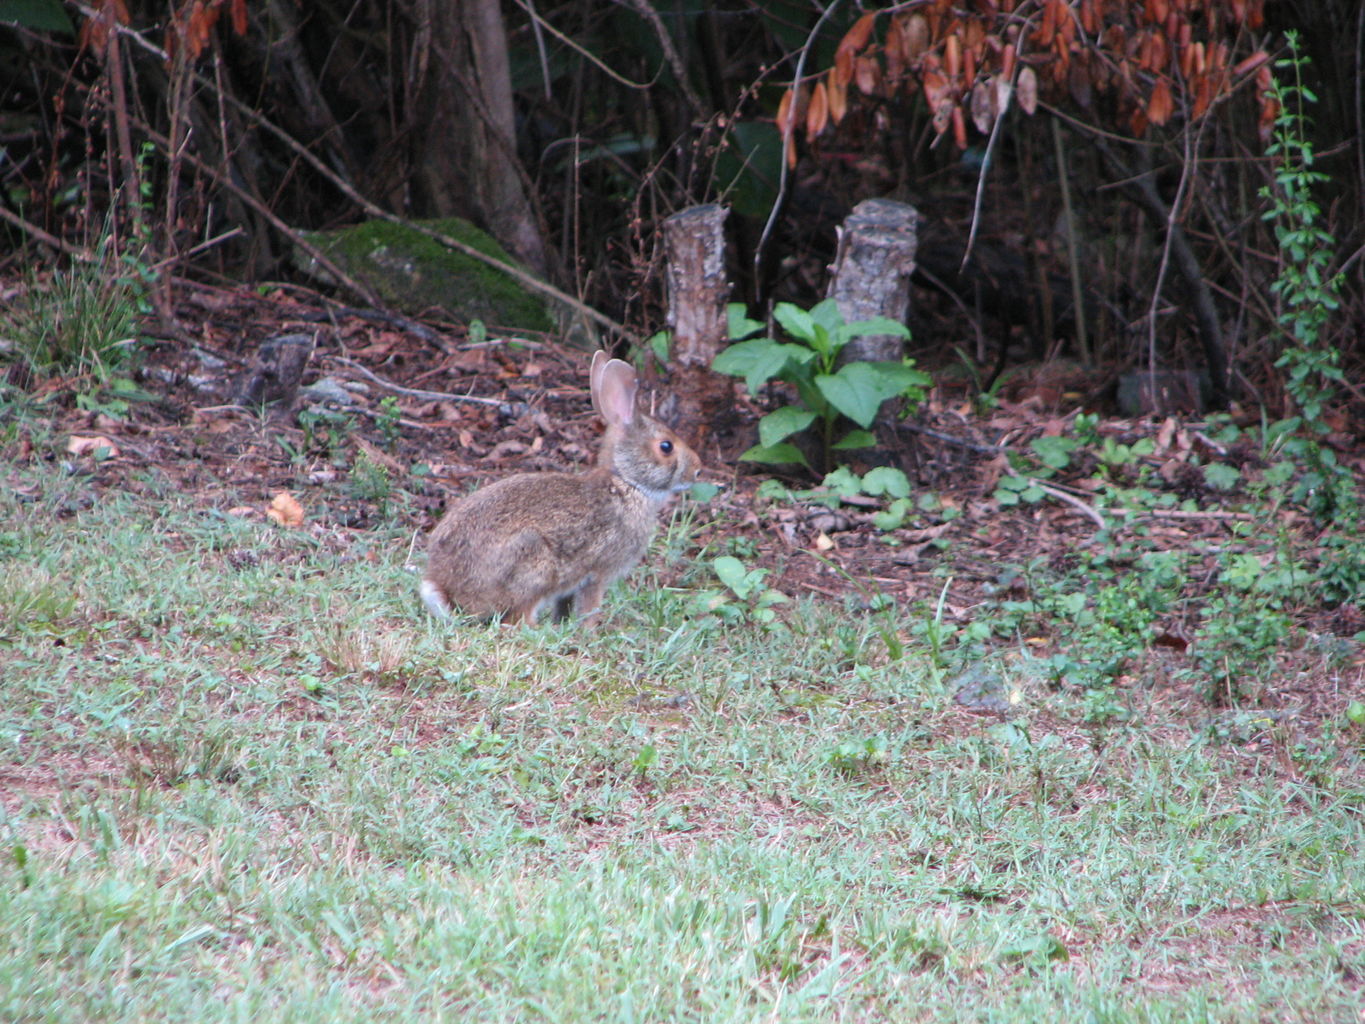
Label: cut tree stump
xmin=232 ymin=332 xmax=316 ymax=412
xmin=660 ymin=204 xmax=731 ymax=447
xmin=826 ymin=198 xmax=919 ymax=365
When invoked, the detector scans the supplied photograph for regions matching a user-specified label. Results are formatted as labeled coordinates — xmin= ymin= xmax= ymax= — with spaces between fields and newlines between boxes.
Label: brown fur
xmin=420 ymin=352 xmax=701 ymax=625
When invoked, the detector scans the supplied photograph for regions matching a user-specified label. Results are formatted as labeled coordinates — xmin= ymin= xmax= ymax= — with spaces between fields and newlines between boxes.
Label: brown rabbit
xmin=420 ymin=351 xmax=702 ymax=625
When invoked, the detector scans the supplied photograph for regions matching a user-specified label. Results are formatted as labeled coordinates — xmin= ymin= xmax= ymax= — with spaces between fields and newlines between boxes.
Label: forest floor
xmin=15 ymin=280 xmax=1363 ymax=718
xmin=2 ymin=282 xmax=1364 ymax=1021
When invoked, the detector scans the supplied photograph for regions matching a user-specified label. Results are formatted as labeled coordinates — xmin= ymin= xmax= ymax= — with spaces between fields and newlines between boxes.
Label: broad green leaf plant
xmin=713 ymin=299 xmax=928 ymax=471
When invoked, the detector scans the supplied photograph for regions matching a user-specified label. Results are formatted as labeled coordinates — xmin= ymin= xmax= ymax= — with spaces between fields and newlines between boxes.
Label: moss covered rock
xmin=300 ymin=217 xmax=554 ymax=331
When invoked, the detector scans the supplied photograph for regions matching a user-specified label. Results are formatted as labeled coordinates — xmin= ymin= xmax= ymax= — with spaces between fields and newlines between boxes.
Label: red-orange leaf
xmin=1148 ymin=29 xmax=1167 ymax=74
xmin=1189 ymin=41 xmax=1205 ymax=76
xmin=1258 ymin=96 xmax=1277 ymax=143
xmin=885 ymin=15 xmax=906 ymax=65
xmin=827 ymin=76 xmax=848 ymax=123
xmin=807 ymin=81 xmax=829 ymax=137
xmin=79 ymin=0 xmax=131 ymax=54
xmin=1191 ymin=74 xmax=1213 ymax=119
xmin=775 ymin=88 xmax=796 ymax=136
xmin=922 ymin=69 xmax=950 ymax=109
xmin=1147 ymin=78 xmax=1173 ymax=126
xmin=838 ymin=11 xmax=877 ymax=57
xmin=944 ymin=32 xmax=961 ymax=80
xmin=1210 ymin=41 xmax=1229 ymax=74
xmin=1232 ymin=49 xmax=1269 ymax=79
xmin=1052 ymin=41 xmax=1070 ymax=82
xmin=833 ymin=45 xmax=854 ymax=89
xmin=1059 ymin=4 xmax=1077 ymax=46
xmin=1080 ymin=0 xmax=1097 ymax=35
xmin=186 ymin=1 xmax=212 ymax=60
xmin=1037 ymin=0 xmax=1057 ymax=46
xmin=1179 ymin=41 xmax=1196 ymax=79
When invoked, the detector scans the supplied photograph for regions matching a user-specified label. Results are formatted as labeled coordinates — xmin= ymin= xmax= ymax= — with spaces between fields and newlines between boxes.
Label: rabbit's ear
xmin=593 ymin=358 xmax=638 ymax=427
xmin=590 ymin=350 xmax=609 ymax=416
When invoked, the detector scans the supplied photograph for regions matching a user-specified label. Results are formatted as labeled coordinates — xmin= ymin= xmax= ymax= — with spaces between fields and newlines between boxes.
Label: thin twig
xmin=0 ymin=206 xmax=90 ymax=259
xmin=149 ymin=228 xmax=244 ymax=270
xmin=620 ymin=0 xmax=707 ymax=117
xmin=913 ymin=263 xmax=989 ymax=359
xmin=508 ymin=0 xmax=657 ymax=92
xmin=249 ymin=281 xmax=452 ymax=349
xmin=122 ymin=109 xmax=384 ymax=308
xmin=1050 ymin=115 xmax=1090 ymax=364
xmin=962 ymin=9 xmax=1034 ymax=269
xmin=103 ymin=0 xmax=144 ymax=256
xmin=1025 ymin=477 xmax=1108 ymax=532
xmin=754 ymin=0 xmax=844 ymax=300
xmin=330 ymin=355 xmax=516 ymax=409
xmin=898 ymin=420 xmax=1003 ymax=455
xmin=1146 ymin=121 xmax=1192 ymax=379
xmin=1105 ymin=507 xmax=1255 ymax=521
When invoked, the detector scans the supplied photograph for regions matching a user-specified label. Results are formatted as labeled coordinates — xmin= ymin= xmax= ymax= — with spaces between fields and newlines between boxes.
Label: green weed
xmin=0 ymin=243 xmax=144 ymax=384
xmin=713 ymin=299 xmax=927 ymax=472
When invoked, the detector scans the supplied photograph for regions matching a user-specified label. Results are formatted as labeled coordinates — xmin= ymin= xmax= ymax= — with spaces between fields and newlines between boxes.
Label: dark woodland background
xmin=1 ymin=0 xmax=1362 ymax=422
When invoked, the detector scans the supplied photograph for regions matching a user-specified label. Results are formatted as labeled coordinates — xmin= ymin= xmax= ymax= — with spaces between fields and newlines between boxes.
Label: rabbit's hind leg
xmin=570 ymin=578 xmax=610 ymax=626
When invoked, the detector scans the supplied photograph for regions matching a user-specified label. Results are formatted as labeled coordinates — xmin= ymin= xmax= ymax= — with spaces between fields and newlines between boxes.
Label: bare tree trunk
xmin=826 ymin=199 xmax=919 ymax=364
xmin=414 ymin=0 xmax=548 ymax=276
xmin=660 ymin=204 xmax=730 ymax=447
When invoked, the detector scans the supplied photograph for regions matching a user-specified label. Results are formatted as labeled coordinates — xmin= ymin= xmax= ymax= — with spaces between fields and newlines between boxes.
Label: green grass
xmin=0 ymin=243 xmax=144 ymax=384
xmin=2 ymin=459 xmax=1363 ymax=1023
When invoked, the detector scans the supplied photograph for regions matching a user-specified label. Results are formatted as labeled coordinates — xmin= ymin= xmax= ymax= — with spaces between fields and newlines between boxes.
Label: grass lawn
xmin=2 ymin=457 xmax=1363 ymax=1023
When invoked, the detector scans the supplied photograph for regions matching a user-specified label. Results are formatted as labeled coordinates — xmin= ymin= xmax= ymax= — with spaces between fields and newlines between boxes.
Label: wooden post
xmin=826 ymin=199 xmax=919 ymax=364
xmin=660 ymin=204 xmax=730 ymax=445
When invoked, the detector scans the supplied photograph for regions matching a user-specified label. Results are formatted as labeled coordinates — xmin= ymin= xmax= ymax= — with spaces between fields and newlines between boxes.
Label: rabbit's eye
xmin=659 ymin=439 xmax=674 ymax=455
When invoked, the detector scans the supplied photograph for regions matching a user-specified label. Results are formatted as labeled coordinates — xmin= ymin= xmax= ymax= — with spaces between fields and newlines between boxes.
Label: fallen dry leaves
xmin=265 ymin=491 xmax=306 ymax=528
xmin=66 ymin=435 xmax=121 ymax=458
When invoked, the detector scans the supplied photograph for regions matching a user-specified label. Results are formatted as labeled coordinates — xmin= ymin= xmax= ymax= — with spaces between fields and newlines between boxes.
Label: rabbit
xmin=419 ymin=350 xmax=702 ymax=625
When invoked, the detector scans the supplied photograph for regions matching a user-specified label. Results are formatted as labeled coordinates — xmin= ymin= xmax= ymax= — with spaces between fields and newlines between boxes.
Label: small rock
xmin=300 ymin=377 xmax=356 ymax=406
xmin=951 ymin=667 xmax=1013 ymax=713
